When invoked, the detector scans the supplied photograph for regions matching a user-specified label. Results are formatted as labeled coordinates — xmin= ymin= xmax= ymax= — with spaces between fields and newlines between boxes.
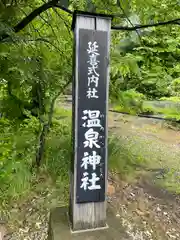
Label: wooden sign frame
xmin=70 ymin=11 xmax=112 ymax=232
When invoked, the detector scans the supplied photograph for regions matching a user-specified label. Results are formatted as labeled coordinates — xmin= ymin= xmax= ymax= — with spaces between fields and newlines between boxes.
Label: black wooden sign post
xmin=70 ymin=11 xmax=112 ymax=232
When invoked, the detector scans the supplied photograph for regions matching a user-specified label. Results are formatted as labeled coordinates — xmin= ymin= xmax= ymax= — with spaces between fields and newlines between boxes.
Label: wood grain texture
xmin=70 ymin=13 xmax=111 ymax=231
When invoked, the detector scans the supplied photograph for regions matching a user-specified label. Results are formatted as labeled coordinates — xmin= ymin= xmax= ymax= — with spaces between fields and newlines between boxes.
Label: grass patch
xmin=54 ymin=107 xmax=72 ymax=119
xmin=0 ymin=109 xmax=72 ymax=206
xmin=108 ymin=135 xmax=146 ymax=181
xmin=156 ymin=168 xmax=180 ymax=194
xmin=0 ymin=116 xmax=39 ymax=204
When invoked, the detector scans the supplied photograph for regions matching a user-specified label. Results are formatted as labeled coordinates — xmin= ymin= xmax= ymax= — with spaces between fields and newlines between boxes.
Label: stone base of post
xmin=48 ymin=207 xmax=129 ymax=240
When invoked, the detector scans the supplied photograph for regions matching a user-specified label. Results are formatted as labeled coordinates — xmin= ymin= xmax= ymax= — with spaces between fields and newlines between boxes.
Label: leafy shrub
xmin=44 ymin=118 xmax=71 ymax=183
xmin=0 ymin=113 xmax=72 ymax=204
xmin=0 ymin=116 xmax=39 ymax=202
xmin=169 ymin=78 xmax=180 ymax=96
xmin=141 ymin=101 xmax=160 ymax=115
xmin=113 ymin=89 xmax=146 ymax=114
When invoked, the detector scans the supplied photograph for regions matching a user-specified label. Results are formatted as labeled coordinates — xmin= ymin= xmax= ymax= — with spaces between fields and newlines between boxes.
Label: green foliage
xmin=45 ymin=118 xmax=71 ymax=182
xmin=160 ymin=107 xmax=180 ymax=122
xmin=160 ymin=96 xmax=180 ymax=102
xmin=113 ymin=89 xmax=146 ymax=115
xmin=158 ymin=168 xmax=180 ymax=194
xmin=0 ymin=116 xmax=39 ymax=201
xmin=0 ymin=113 xmax=71 ymax=203
xmin=1 ymin=0 xmax=180 ymax=208
xmin=0 ymin=2 xmax=72 ymax=119
xmin=169 ymin=78 xmax=180 ymax=96
xmin=150 ymin=98 xmax=180 ymax=121
xmin=109 ymin=0 xmax=180 ymax=99
xmin=0 ymin=1 xmax=74 ymax=205
xmin=143 ymin=98 xmax=180 ymax=123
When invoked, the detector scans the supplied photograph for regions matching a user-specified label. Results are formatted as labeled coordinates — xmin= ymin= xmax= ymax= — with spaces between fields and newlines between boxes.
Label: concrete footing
xmin=48 ymin=207 xmax=129 ymax=240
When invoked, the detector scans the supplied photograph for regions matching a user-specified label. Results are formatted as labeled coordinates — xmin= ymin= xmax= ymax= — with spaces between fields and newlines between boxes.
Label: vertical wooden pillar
xmin=70 ymin=11 xmax=112 ymax=232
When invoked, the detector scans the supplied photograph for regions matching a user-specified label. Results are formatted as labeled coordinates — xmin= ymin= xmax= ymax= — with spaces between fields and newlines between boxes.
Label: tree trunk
xmin=35 ymin=97 xmax=56 ymax=167
xmin=35 ymin=78 xmax=72 ymax=168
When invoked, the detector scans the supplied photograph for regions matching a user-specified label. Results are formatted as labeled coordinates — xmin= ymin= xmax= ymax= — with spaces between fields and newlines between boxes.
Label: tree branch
xmin=52 ymin=7 xmax=72 ymax=37
xmin=35 ymin=77 xmax=72 ymax=167
xmin=0 ymin=0 xmax=59 ymax=41
xmin=14 ymin=1 xmax=56 ymax=33
xmin=111 ymin=18 xmax=180 ymax=31
xmin=116 ymin=0 xmax=142 ymax=42
xmin=2 ymin=0 xmax=180 ymax=44
xmin=54 ymin=3 xmax=73 ymax=14
xmin=25 ymin=38 xmax=64 ymax=55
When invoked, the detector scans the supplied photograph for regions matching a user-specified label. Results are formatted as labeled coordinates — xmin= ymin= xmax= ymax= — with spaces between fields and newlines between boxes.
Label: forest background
xmin=0 ymin=0 xmax=180 ymax=207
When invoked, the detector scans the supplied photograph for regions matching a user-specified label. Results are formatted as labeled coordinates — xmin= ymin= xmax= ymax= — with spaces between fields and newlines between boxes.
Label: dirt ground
xmin=108 ymin=111 xmax=180 ymax=240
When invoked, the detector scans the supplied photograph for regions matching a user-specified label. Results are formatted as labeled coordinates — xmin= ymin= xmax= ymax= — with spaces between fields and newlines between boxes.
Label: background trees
xmin=0 ymin=0 xmax=180 ymax=202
